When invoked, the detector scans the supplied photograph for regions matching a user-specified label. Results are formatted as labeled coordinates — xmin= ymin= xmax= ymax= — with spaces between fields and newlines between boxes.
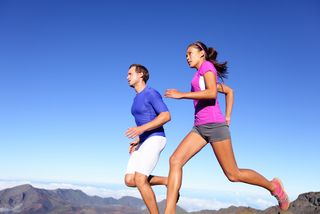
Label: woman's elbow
xmin=229 ymin=88 xmax=234 ymax=96
xmin=209 ymin=90 xmax=217 ymax=99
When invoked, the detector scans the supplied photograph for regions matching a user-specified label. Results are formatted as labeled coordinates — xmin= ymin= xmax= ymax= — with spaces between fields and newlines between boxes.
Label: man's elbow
xmin=163 ymin=112 xmax=171 ymax=123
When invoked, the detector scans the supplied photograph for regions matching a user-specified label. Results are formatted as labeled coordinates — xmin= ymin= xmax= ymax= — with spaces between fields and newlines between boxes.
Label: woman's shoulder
xmin=199 ymin=60 xmax=216 ymax=75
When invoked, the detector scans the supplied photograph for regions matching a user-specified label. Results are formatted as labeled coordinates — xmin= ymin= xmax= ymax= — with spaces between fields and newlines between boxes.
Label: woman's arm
xmin=165 ymin=71 xmax=217 ymax=100
xmin=217 ymin=83 xmax=234 ymax=125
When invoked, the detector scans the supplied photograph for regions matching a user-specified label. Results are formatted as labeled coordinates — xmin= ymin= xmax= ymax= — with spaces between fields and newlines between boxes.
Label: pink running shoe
xmin=271 ymin=178 xmax=290 ymax=210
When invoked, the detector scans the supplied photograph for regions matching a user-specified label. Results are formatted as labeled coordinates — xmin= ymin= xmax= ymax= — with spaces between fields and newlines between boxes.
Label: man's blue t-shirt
xmin=131 ymin=86 xmax=169 ymax=143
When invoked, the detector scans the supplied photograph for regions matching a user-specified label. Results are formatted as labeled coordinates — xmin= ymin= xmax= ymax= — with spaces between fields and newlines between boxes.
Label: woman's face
xmin=186 ymin=46 xmax=204 ymax=69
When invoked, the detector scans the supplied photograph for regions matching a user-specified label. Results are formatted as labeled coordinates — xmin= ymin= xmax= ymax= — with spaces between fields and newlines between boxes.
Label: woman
xmin=164 ymin=41 xmax=289 ymax=213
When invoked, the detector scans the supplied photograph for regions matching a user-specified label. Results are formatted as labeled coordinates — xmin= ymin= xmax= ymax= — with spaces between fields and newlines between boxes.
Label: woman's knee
xmin=225 ymin=170 xmax=241 ymax=182
xmin=169 ymin=154 xmax=183 ymax=168
xmin=124 ymin=175 xmax=136 ymax=187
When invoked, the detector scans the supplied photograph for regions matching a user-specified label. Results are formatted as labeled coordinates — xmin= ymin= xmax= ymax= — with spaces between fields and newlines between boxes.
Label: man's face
xmin=127 ymin=67 xmax=142 ymax=87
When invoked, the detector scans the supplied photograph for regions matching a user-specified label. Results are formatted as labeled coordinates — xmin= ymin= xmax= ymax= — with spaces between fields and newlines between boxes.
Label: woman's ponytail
xmin=191 ymin=41 xmax=228 ymax=81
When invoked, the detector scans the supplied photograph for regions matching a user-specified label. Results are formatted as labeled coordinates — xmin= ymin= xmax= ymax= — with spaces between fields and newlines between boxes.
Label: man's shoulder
xmin=144 ymin=87 xmax=162 ymax=99
xmin=145 ymin=86 xmax=160 ymax=94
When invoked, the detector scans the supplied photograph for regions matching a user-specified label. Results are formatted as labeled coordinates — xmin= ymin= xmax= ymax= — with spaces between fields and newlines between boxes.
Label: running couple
xmin=124 ymin=41 xmax=290 ymax=214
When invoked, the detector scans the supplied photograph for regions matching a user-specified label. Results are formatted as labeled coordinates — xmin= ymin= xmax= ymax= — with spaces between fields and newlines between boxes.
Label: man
xmin=124 ymin=64 xmax=171 ymax=214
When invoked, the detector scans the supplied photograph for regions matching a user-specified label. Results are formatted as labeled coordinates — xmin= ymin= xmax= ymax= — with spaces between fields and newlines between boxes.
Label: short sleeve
xmin=148 ymin=89 xmax=169 ymax=114
xmin=198 ymin=61 xmax=217 ymax=76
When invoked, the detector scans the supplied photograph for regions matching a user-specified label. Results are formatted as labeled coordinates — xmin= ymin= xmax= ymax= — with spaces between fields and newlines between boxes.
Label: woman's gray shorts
xmin=191 ymin=122 xmax=231 ymax=143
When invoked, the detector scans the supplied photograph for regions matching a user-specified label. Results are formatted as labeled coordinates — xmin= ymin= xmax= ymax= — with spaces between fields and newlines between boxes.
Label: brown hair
xmin=189 ymin=41 xmax=228 ymax=81
xmin=129 ymin=64 xmax=150 ymax=83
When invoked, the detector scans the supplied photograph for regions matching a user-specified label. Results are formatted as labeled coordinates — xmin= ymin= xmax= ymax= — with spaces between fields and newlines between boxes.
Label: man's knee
xmin=134 ymin=173 xmax=148 ymax=188
xmin=125 ymin=175 xmax=136 ymax=187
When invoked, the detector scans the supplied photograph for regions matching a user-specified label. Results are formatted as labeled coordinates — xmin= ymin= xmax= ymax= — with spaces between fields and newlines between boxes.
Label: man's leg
xmin=125 ymin=174 xmax=136 ymax=187
xmin=125 ymin=173 xmax=167 ymax=187
xmin=125 ymin=150 xmax=139 ymax=187
xmin=134 ymin=136 xmax=167 ymax=213
xmin=148 ymin=175 xmax=167 ymax=186
xmin=135 ymin=172 xmax=159 ymax=214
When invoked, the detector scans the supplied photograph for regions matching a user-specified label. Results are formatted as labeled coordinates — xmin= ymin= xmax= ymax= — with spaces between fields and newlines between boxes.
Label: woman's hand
xmin=225 ymin=116 xmax=231 ymax=126
xmin=165 ymin=89 xmax=183 ymax=99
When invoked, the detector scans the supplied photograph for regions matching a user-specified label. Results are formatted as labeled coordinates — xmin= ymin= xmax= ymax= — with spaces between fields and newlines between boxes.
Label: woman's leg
xmin=165 ymin=132 xmax=207 ymax=214
xmin=210 ymin=139 xmax=274 ymax=191
xmin=211 ymin=139 xmax=289 ymax=210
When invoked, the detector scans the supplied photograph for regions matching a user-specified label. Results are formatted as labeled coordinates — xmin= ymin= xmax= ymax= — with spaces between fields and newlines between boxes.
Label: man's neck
xmin=134 ymin=82 xmax=146 ymax=93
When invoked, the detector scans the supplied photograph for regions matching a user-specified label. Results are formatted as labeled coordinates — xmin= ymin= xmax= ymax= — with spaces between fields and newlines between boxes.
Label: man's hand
xmin=125 ymin=126 xmax=145 ymax=139
xmin=128 ymin=139 xmax=139 ymax=154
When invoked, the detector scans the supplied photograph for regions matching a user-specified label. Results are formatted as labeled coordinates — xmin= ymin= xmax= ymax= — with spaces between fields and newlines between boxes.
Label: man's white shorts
xmin=125 ymin=136 xmax=166 ymax=176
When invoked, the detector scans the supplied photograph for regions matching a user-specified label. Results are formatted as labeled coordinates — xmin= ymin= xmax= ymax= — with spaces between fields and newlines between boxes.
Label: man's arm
xmin=125 ymin=111 xmax=171 ymax=139
xmin=128 ymin=137 xmax=140 ymax=154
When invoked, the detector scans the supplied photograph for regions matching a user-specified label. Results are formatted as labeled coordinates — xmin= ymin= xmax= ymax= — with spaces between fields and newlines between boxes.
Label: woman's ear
xmin=200 ymin=50 xmax=206 ymax=58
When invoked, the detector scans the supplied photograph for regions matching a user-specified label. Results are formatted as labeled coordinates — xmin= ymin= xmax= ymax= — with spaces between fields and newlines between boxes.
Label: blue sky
xmin=1 ymin=0 xmax=320 ymax=211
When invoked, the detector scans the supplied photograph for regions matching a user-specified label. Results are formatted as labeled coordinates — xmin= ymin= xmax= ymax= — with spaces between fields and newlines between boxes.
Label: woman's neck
xmin=195 ymin=59 xmax=205 ymax=70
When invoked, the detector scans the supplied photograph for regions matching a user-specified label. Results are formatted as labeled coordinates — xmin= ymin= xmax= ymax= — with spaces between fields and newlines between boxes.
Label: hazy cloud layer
xmin=0 ymin=180 xmax=275 ymax=212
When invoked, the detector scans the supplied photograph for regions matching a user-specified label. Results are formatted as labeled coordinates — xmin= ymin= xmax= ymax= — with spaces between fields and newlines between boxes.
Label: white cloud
xmin=0 ymin=180 xmax=141 ymax=199
xmin=175 ymin=195 xmax=275 ymax=212
xmin=0 ymin=180 xmax=275 ymax=212
xmin=178 ymin=197 xmax=246 ymax=212
xmin=0 ymin=180 xmax=33 ymax=190
xmin=255 ymin=198 xmax=274 ymax=208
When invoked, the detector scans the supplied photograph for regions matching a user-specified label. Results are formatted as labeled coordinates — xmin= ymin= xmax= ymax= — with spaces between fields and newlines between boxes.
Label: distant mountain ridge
xmin=0 ymin=184 xmax=144 ymax=214
xmin=0 ymin=184 xmax=319 ymax=214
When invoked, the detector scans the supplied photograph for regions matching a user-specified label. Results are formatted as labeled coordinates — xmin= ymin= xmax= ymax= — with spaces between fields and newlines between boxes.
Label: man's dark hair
xmin=129 ymin=64 xmax=149 ymax=83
